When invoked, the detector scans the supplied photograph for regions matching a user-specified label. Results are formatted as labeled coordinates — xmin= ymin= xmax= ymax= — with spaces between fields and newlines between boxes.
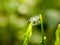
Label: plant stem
xmin=23 ymin=22 xmax=32 ymax=45
xmin=40 ymin=15 xmax=44 ymax=45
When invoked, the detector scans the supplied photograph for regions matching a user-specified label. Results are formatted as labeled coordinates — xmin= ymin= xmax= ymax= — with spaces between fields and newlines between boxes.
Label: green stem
xmin=41 ymin=21 xmax=44 ymax=45
xmin=40 ymin=15 xmax=44 ymax=45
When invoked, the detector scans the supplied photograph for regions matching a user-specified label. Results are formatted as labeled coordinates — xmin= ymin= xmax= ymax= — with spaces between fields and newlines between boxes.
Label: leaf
xmin=23 ymin=22 xmax=32 ymax=45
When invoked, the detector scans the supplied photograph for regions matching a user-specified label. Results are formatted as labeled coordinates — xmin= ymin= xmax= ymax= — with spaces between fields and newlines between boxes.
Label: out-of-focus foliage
xmin=0 ymin=0 xmax=60 ymax=45
xmin=55 ymin=24 xmax=60 ymax=45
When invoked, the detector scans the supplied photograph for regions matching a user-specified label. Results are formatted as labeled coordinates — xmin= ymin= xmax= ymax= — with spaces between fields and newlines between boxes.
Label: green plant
xmin=23 ymin=22 xmax=32 ymax=45
xmin=23 ymin=14 xmax=45 ymax=45
xmin=39 ymin=15 xmax=45 ymax=45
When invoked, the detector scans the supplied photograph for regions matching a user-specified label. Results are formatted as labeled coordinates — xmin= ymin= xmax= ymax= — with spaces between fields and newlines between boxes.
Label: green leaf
xmin=23 ymin=22 xmax=32 ymax=45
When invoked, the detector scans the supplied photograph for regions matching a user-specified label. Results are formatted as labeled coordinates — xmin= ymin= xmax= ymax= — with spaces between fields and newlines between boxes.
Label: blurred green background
xmin=0 ymin=0 xmax=60 ymax=45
